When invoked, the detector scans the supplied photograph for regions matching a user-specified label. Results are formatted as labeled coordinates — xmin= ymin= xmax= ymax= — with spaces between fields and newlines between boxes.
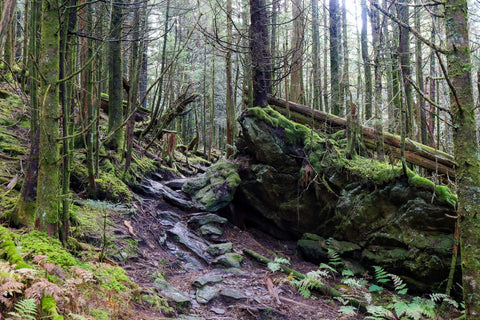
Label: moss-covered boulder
xmin=183 ymin=159 xmax=240 ymax=212
xmin=234 ymin=107 xmax=458 ymax=292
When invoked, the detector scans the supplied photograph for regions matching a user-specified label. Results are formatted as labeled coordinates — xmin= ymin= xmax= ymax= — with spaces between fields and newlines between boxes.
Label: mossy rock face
xmin=183 ymin=159 xmax=241 ymax=212
xmin=235 ymin=107 xmax=458 ymax=292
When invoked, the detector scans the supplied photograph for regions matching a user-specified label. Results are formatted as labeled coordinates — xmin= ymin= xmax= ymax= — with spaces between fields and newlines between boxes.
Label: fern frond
xmin=372 ymin=266 xmax=390 ymax=284
xmin=319 ymin=263 xmax=337 ymax=276
xmin=24 ymin=278 xmax=63 ymax=304
xmin=389 ymin=273 xmax=408 ymax=294
xmin=0 ymin=278 xmax=25 ymax=296
xmin=70 ymin=266 xmax=94 ymax=284
xmin=430 ymin=292 xmax=459 ymax=308
xmin=341 ymin=277 xmax=365 ymax=290
xmin=7 ymin=298 xmax=37 ymax=320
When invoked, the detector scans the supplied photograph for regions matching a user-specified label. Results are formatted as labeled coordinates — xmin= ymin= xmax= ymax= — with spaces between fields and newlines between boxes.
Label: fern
xmin=7 ymin=298 xmax=37 ymax=320
xmin=267 ymin=257 xmax=290 ymax=273
xmin=290 ymin=270 xmax=325 ymax=299
xmin=339 ymin=305 xmax=357 ymax=316
xmin=389 ymin=273 xmax=408 ymax=294
xmin=430 ymin=292 xmax=459 ymax=308
xmin=373 ymin=266 xmax=390 ymax=284
xmin=341 ymin=277 xmax=365 ymax=290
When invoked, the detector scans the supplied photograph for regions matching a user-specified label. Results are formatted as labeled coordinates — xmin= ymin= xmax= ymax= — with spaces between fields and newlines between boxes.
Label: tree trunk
xmin=225 ymin=0 xmax=235 ymax=157
xmin=397 ymin=0 xmax=413 ymax=137
xmin=35 ymin=0 xmax=61 ymax=236
xmin=106 ymin=0 xmax=124 ymax=153
xmin=329 ymin=0 xmax=341 ymax=116
xmin=249 ymin=0 xmax=270 ymax=108
xmin=414 ymin=0 xmax=426 ymax=145
xmin=311 ymin=0 xmax=322 ymax=111
xmin=370 ymin=0 xmax=384 ymax=160
xmin=444 ymin=0 xmax=480 ymax=315
xmin=360 ymin=0 xmax=372 ymax=120
xmin=289 ymin=0 xmax=305 ymax=104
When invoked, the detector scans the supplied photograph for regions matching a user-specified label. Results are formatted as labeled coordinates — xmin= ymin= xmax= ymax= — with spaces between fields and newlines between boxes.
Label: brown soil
xmin=114 ymin=183 xmax=365 ymax=320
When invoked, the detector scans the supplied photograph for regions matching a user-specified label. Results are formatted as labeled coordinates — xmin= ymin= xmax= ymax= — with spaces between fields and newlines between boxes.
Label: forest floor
xmin=111 ymin=175 xmax=364 ymax=320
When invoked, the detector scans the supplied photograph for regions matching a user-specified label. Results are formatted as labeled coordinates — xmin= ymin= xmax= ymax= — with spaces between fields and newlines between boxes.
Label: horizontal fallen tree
xmin=267 ymin=94 xmax=456 ymax=178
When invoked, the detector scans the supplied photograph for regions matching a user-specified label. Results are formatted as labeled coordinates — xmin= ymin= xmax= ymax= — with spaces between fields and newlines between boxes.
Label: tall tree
xmin=249 ymin=0 xmax=270 ymax=108
xmin=329 ymin=0 xmax=341 ymax=115
xmin=225 ymin=0 xmax=235 ymax=156
xmin=107 ymin=0 xmax=124 ymax=153
xmin=35 ymin=0 xmax=61 ymax=236
xmin=444 ymin=0 xmax=480 ymax=315
xmin=397 ymin=0 xmax=413 ymax=137
xmin=360 ymin=0 xmax=372 ymax=120
xmin=289 ymin=0 xmax=305 ymax=104
xmin=311 ymin=0 xmax=322 ymax=111
xmin=370 ymin=0 xmax=384 ymax=159
xmin=414 ymin=0 xmax=427 ymax=145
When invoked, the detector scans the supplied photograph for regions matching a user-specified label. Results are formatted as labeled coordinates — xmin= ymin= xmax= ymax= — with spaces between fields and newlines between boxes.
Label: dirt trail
xmin=113 ymin=176 xmax=362 ymax=320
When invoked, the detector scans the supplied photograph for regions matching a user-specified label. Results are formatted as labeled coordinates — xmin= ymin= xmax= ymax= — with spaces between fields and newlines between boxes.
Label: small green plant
xmin=290 ymin=270 xmax=327 ymax=298
xmin=7 ymin=298 xmax=37 ymax=320
xmin=267 ymin=257 xmax=290 ymax=273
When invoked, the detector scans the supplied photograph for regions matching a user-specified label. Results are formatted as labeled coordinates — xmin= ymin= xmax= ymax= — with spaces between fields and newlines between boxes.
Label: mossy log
xmin=267 ymin=94 xmax=456 ymax=178
xmin=243 ymin=248 xmax=367 ymax=312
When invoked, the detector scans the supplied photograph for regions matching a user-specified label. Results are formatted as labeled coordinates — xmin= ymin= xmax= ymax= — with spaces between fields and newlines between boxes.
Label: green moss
xmin=88 ymin=308 xmax=109 ymax=320
xmin=406 ymin=168 xmax=457 ymax=207
xmin=0 ymin=226 xmax=31 ymax=269
xmin=19 ymin=230 xmax=77 ymax=268
xmin=92 ymin=264 xmax=134 ymax=292
xmin=345 ymin=158 xmax=403 ymax=185
xmin=123 ymin=152 xmax=158 ymax=184
xmin=248 ymin=106 xmax=318 ymax=145
xmin=41 ymin=295 xmax=64 ymax=320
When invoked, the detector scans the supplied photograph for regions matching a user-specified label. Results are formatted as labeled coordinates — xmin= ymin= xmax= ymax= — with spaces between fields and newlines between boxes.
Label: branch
xmin=434 ymin=50 xmax=462 ymax=112
xmin=405 ymin=76 xmax=451 ymax=114
xmin=369 ymin=0 xmax=448 ymax=54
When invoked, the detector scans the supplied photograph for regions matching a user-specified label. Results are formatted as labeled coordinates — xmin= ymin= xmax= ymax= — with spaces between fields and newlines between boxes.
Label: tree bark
xmin=311 ymin=0 xmax=322 ymax=111
xmin=444 ymin=0 xmax=480 ymax=315
xmin=225 ymin=0 xmax=235 ymax=156
xmin=249 ymin=0 xmax=270 ymax=108
xmin=397 ymin=0 xmax=413 ymax=137
xmin=329 ymin=0 xmax=341 ymax=116
xmin=289 ymin=0 xmax=305 ymax=104
xmin=35 ymin=0 xmax=61 ymax=236
xmin=106 ymin=0 xmax=124 ymax=153
xmin=360 ymin=0 xmax=372 ymax=121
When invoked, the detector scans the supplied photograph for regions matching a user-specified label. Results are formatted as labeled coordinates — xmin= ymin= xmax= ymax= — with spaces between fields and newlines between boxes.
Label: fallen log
xmin=267 ymin=94 xmax=456 ymax=178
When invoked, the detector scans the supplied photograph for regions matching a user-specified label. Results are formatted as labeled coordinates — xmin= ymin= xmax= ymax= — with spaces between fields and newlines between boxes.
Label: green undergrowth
xmin=0 ymin=225 xmax=140 ymax=319
xmin=18 ymin=230 xmax=78 ymax=268
xmin=267 ymin=245 xmax=462 ymax=320
xmin=248 ymin=106 xmax=456 ymax=204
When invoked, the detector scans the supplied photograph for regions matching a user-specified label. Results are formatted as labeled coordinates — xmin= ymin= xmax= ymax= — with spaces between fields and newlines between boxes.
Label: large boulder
xmin=234 ymin=107 xmax=458 ymax=291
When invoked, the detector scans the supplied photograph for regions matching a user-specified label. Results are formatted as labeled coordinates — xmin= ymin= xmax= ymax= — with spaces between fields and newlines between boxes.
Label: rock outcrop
xmin=183 ymin=106 xmax=458 ymax=292
xmin=233 ymin=107 xmax=458 ymax=291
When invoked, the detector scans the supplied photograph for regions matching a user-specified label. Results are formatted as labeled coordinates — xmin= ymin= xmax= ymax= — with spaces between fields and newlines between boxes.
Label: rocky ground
xmin=110 ymin=174 xmax=364 ymax=320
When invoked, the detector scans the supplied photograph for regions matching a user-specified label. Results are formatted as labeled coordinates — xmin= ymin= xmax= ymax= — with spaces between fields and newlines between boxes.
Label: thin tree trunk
xmin=397 ymin=0 xmax=413 ymax=137
xmin=360 ymin=0 xmax=372 ymax=121
xmin=312 ymin=0 xmax=322 ymax=111
xmin=225 ymin=0 xmax=235 ymax=157
xmin=289 ymin=0 xmax=305 ymax=104
xmin=414 ymin=0 xmax=426 ymax=145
